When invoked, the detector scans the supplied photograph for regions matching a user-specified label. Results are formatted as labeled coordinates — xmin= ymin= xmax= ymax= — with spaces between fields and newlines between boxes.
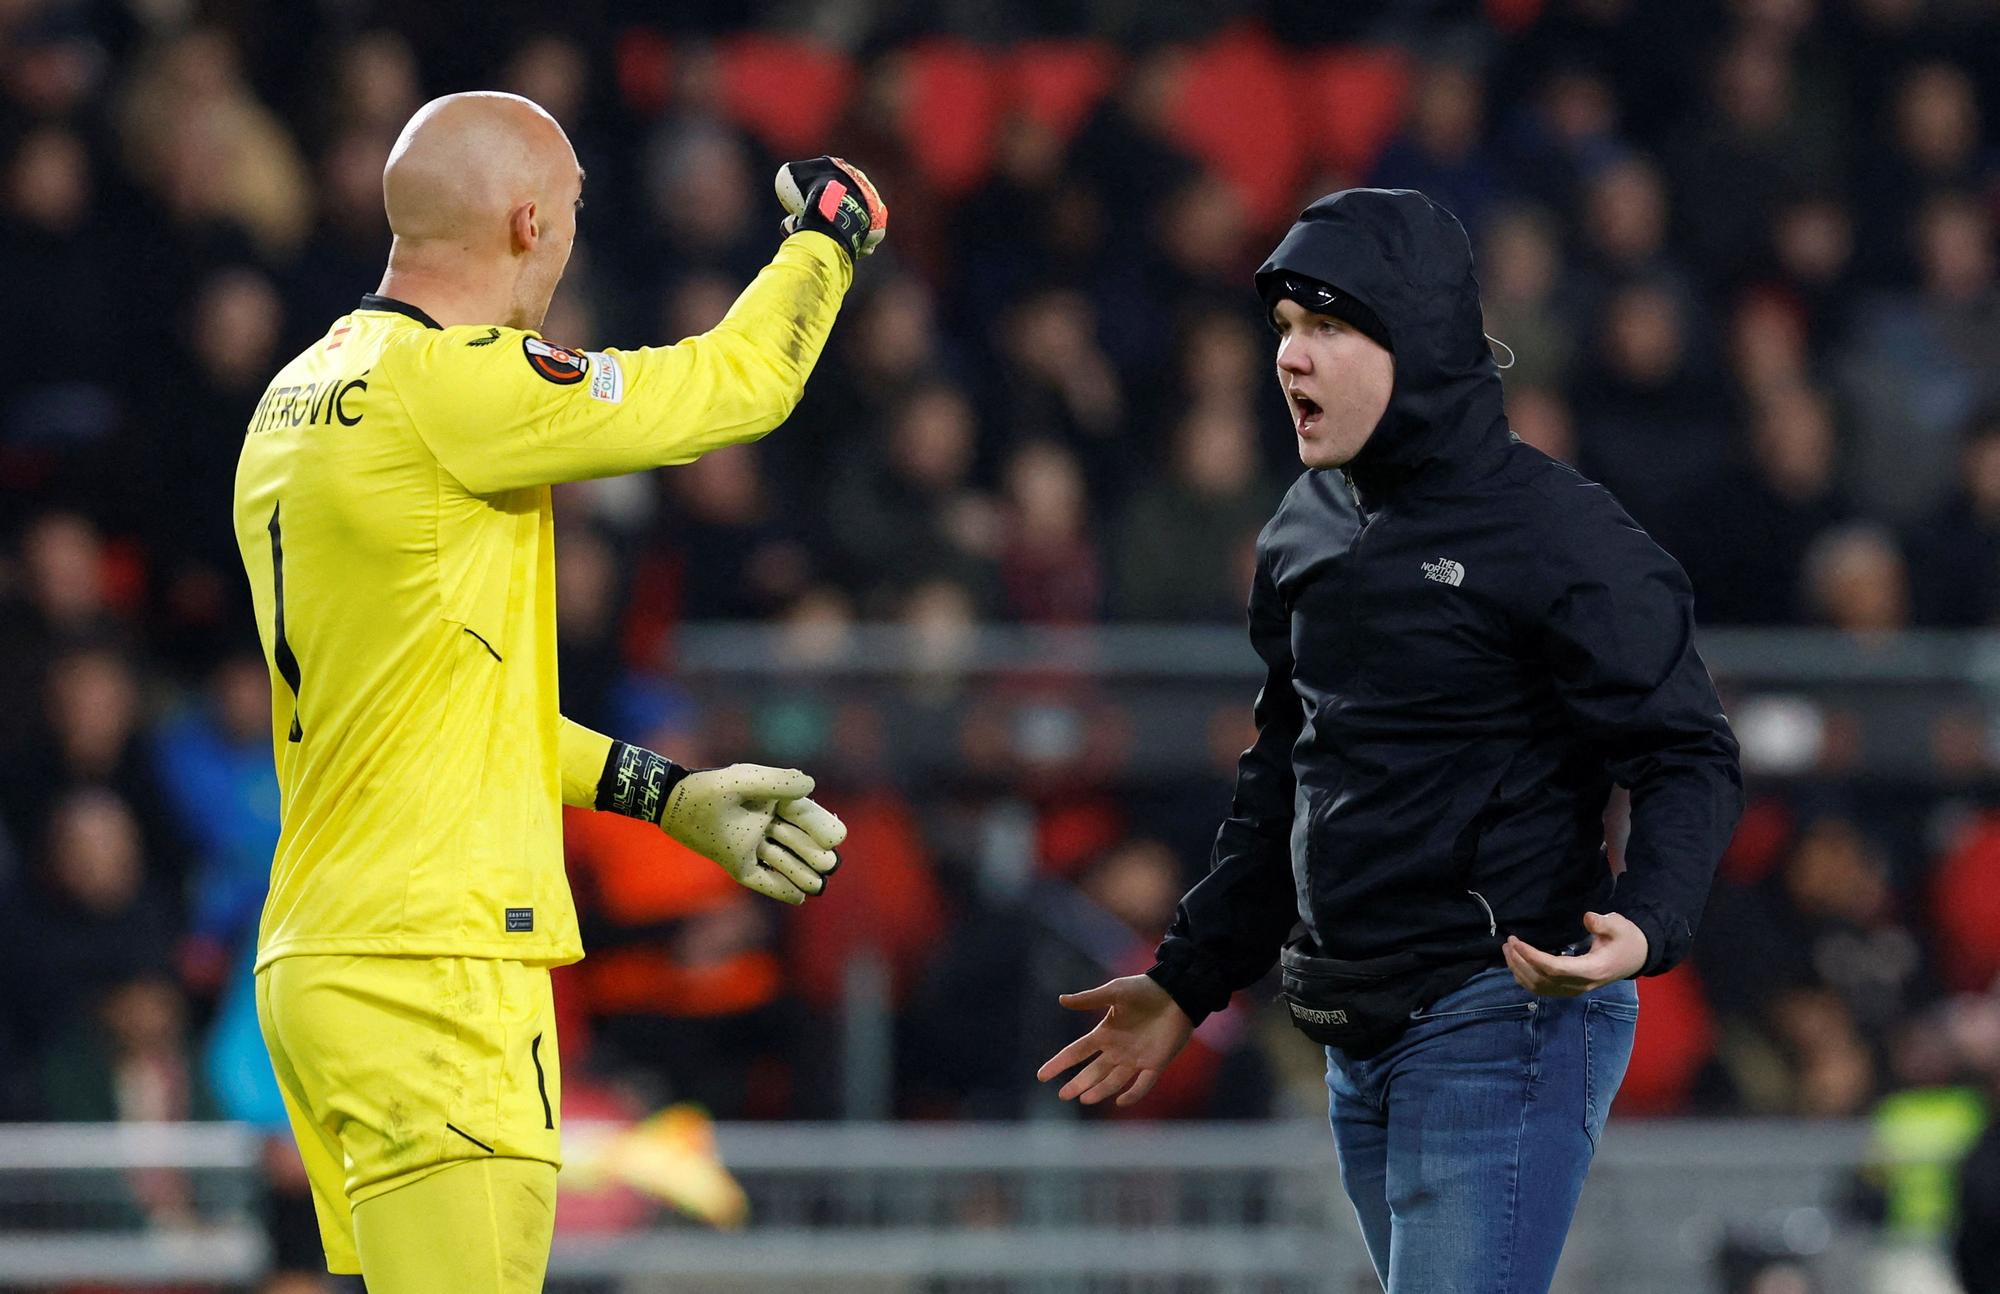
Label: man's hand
xmin=659 ymin=764 xmax=846 ymax=905
xmin=1036 ymin=975 xmax=1194 ymax=1108
xmin=775 ymin=156 xmax=887 ymax=260
xmin=1502 ymin=911 xmax=1649 ymax=996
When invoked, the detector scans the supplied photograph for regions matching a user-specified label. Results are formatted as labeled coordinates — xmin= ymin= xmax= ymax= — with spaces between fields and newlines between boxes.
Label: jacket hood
xmin=1256 ymin=188 xmax=1509 ymax=511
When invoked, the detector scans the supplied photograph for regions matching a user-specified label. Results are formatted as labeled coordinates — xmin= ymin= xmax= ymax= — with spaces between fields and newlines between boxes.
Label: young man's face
xmin=1273 ymin=297 xmax=1394 ymax=469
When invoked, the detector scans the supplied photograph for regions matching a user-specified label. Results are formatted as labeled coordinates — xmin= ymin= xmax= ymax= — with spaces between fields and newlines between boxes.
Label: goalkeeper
xmin=231 ymin=91 xmax=885 ymax=1291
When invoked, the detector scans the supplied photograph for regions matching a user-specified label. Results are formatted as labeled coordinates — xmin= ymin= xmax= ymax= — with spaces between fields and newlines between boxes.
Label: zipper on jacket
xmin=1467 ymin=889 xmax=1497 ymax=937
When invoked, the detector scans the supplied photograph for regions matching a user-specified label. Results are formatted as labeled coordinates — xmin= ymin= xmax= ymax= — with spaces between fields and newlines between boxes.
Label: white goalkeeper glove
xmin=658 ymin=764 xmax=846 ymax=905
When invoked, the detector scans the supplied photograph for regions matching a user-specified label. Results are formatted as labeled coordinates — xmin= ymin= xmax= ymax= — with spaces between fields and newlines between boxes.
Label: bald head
xmin=376 ymin=92 xmax=583 ymax=329
xmin=385 ymin=92 xmax=577 ymax=243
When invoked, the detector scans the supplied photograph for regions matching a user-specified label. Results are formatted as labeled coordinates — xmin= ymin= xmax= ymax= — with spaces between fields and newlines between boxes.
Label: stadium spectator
xmin=1802 ymin=523 xmax=1911 ymax=638
xmin=1853 ymin=61 xmax=1993 ymax=289
xmin=151 ymin=647 xmax=283 ymax=994
xmin=990 ymin=287 xmax=1129 ymax=497
xmin=1494 ymin=62 xmax=1628 ymax=217
xmin=128 ymin=266 xmax=286 ymax=672
xmin=0 ymin=511 xmax=127 ymax=749
xmin=0 ymin=123 xmax=122 ymax=493
xmin=653 ymin=446 xmax=816 ymax=622
xmin=1764 ymin=193 xmax=1858 ymax=350
xmin=115 ymin=28 xmax=312 ymax=273
xmin=1666 ymin=383 xmax=1851 ymax=625
xmin=1727 ymin=288 xmax=1816 ymax=401
xmin=40 ymin=975 xmax=213 ymax=1125
xmin=554 ymin=522 xmax=634 ymax=735
xmin=827 ymin=380 xmax=1002 ymax=615
xmin=1575 ymin=154 xmax=1692 ymax=309
xmin=1840 ymin=192 xmax=2000 ymax=521
xmin=1368 ymin=59 xmax=1500 ymax=237
xmin=1571 ymin=277 xmax=1729 ymax=529
xmin=289 ymin=129 xmax=397 ymax=333
xmin=1906 ymin=404 xmax=2000 ymax=627
xmin=8 ymin=788 xmax=181 ymax=1102
xmin=321 ymin=30 xmax=423 ymax=141
xmin=1 ymin=640 xmax=189 ymax=893
xmin=1112 ymin=401 xmax=1276 ymax=622
xmin=638 ymin=120 xmax=773 ymax=296
xmin=1478 ymin=203 xmax=1578 ymax=392
xmin=1667 ymin=32 xmax=1840 ymax=290
xmin=998 ymin=440 xmax=1103 ymax=624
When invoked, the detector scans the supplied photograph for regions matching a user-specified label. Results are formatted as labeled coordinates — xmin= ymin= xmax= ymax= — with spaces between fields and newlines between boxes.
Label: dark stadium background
xmin=5 ymin=0 xmax=2000 ymax=1290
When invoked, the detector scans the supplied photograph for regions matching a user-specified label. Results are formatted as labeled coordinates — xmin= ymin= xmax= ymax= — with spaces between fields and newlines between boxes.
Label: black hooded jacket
xmin=1148 ymin=189 xmax=1743 ymax=1025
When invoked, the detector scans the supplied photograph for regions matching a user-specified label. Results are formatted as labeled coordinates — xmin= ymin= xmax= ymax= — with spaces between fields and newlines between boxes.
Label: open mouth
xmin=1290 ymin=390 xmax=1324 ymax=433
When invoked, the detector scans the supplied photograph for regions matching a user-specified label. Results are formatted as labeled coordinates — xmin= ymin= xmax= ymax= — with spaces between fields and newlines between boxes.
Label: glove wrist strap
xmin=793 ymin=177 xmax=872 ymax=259
xmin=596 ymin=741 xmax=692 ymax=825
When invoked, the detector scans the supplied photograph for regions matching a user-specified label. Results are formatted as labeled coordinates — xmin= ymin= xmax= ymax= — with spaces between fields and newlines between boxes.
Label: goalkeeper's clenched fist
xmin=596 ymin=742 xmax=846 ymax=905
xmin=776 ymin=155 xmax=888 ymax=260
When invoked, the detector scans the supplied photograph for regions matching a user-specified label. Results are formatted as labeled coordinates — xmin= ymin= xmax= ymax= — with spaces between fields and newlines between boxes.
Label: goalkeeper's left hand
xmin=774 ymin=155 xmax=888 ymax=260
xmin=659 ymin=764 xmax=846 ymax=905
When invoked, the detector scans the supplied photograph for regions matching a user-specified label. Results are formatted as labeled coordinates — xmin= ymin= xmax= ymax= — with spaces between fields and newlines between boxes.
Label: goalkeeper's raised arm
xmin=376 ymin=101 xmax=886 ymax=494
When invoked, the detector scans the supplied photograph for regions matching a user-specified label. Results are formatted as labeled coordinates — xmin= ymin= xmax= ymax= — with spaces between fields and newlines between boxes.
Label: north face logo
xmin=1422 ymin=558 xmax=1465 ymax=587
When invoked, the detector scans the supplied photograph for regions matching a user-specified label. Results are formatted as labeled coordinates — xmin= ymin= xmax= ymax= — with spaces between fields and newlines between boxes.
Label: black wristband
xmin=595 ymin=741 xmax=692 ymax=824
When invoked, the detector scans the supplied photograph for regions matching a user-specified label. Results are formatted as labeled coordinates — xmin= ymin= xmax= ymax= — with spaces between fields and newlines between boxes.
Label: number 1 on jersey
xmin=268 ymin=501 xmax=304 ymax=742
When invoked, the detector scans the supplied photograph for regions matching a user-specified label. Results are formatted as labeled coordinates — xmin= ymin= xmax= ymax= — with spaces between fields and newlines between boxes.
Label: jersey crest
xmin=522 ymin=336 xmax=588 ymax=385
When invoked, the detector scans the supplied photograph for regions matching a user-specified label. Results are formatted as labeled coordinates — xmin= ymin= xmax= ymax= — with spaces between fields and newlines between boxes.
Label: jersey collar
xmin=356 ymin=294 xmax=443 ymax=330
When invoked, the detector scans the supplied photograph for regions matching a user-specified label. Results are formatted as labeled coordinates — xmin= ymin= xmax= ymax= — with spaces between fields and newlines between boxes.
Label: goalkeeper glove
xmin=661 ymin=764 xmax=845 ymax=905
xmin=775 ymin=155 xmax=887 ymax=260
xmin=598 ymin=744 xmax=845 ymax=904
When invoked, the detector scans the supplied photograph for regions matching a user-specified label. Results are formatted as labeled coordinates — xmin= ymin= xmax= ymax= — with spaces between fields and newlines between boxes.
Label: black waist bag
xmin=1279 ymin=938 xmax=1496 ymax=1055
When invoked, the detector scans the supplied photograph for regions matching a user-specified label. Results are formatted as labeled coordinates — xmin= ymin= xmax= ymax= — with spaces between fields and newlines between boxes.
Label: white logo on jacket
xmin=1422 ymin=557 xmax=1465 ymax=587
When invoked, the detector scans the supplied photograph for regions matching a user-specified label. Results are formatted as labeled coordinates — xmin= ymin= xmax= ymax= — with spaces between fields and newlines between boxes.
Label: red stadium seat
xmin=1933 ymin=811 xmax=2000 ymax=993
xmin=1616 ymin=964 xmax=1716 ymax=1115
xmin=717 ymin=33 xmax=854 ymax=158
xmin=899 ymin=38 xmax=1003 ymax=198
xmin=614 ymin=28 xmax=676 ymax=119
xmin=1294 ymin=47 xmax=1412 ymax=179
xmin=1166 ymin=24 xmax=1304 ymax=229
xmin=1003 ymin=40 xmax=1121 ymax=141
xmin=1484 ymin=0 xmax=1546 ymax=33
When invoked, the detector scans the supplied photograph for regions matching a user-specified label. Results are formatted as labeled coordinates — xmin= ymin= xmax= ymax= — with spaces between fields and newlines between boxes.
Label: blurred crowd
xmin=9 ymin=0 xmax=2000 ymax=1275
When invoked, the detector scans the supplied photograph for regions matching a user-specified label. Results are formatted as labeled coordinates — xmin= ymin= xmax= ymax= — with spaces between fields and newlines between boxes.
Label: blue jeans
xmin=1324 ymin=966 xmax=1639 ymax=1293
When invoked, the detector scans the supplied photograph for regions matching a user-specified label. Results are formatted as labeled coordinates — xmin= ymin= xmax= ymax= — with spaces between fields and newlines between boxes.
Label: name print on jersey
xmin=248 ymin=372 xmax=370 ymax=435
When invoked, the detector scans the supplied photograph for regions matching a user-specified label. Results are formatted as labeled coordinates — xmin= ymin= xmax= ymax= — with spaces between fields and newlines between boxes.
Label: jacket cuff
xmin=1146 ymin=949 xmax=1234 ymax=1027
xmin=1609 ymin=900 xmax=1682 ymax=978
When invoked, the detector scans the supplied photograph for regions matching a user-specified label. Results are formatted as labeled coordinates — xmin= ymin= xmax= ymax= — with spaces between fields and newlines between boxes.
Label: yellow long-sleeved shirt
xmin=233 ymin=234 xmax=852 ymax=971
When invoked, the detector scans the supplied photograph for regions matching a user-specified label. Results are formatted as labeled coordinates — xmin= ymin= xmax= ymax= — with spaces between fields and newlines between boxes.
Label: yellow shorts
xmin=256 ymin=955 xmax=563 ymax=1275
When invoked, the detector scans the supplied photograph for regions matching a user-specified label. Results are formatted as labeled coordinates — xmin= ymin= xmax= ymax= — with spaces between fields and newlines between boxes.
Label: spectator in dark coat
xmin=1907 ymin=404 xmax=2000 ymax=626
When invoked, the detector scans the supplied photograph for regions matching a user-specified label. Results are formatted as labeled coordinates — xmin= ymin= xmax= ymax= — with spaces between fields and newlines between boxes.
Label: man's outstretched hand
xmin=1036 ymin=974 xmax=1194 ymax=1108
xmin=1502 ymin=911 xmax=1649 ymax=996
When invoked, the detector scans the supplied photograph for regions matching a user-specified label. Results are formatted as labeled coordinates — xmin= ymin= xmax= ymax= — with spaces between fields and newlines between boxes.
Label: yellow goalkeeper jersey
xmin=233 ymin=234 xmax=853 ymax=971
